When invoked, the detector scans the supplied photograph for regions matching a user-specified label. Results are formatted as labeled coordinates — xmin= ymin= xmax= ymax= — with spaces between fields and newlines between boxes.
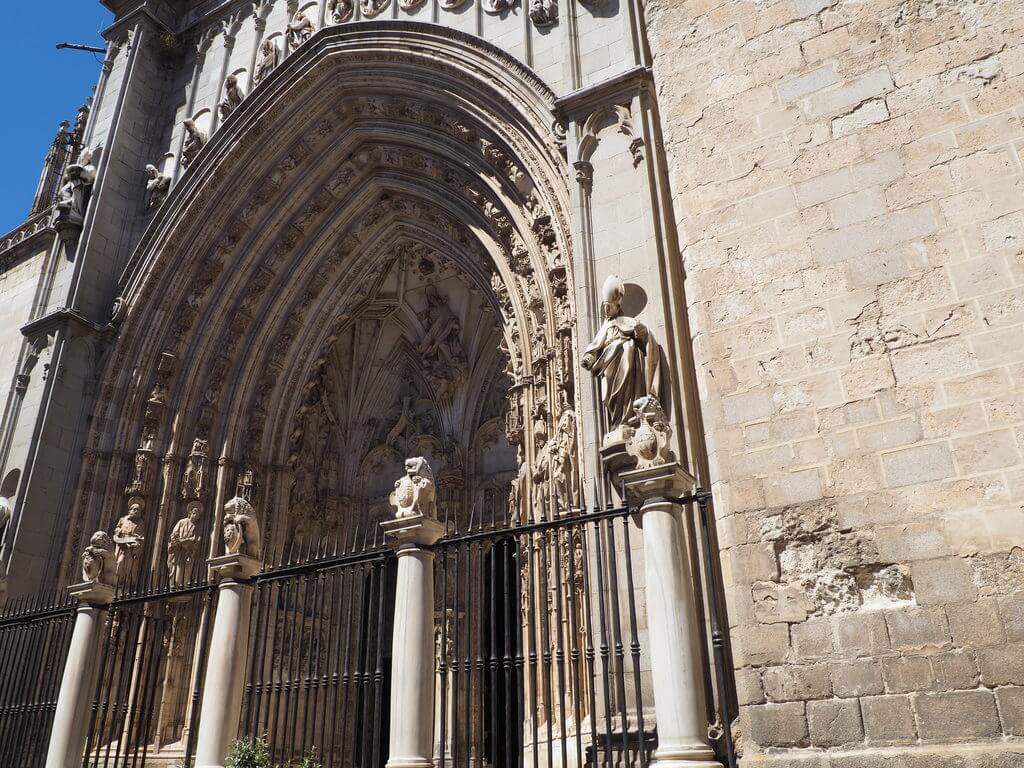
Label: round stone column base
xmin=651 ymin=742 xmax=724 ymax=768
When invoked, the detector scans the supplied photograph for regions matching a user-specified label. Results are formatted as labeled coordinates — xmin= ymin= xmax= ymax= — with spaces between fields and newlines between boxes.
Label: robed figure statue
xmin=581 ymin=275 xmax=666 ymax=439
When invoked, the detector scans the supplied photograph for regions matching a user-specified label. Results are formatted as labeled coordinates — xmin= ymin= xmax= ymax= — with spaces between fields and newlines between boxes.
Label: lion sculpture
xmin=390 ymin=456 xmax=437 ymax=520
xmin=81 ymin=530 xmax=115 ymax=583
xmin=222 ymin=496 xmax=262 ymax=559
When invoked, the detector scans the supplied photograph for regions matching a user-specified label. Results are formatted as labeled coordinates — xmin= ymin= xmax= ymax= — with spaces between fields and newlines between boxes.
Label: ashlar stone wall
xmin=646 ymin=0 xmax=1024 ymax=762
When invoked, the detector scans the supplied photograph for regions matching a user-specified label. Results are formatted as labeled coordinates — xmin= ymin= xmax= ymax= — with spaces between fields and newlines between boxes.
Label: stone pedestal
xmin=381 ymin=513 xmax=445 ymax=768
xmin=45 ymin=580 xmax=114 ymax=768
xmin=194 ymin=554 xmax=260 ymax=768
xmin=621 ymin=463 xmax=722 ymax=768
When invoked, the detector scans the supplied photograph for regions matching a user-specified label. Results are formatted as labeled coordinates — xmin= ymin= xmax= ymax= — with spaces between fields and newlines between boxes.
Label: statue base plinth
xmin=208 ymin=553 xmax=260 ymax=581
xmin=620 ymin=462 xmax=696 ymax=505
xmin=54 ymin=218 xmax=83 ymax=247
xmin=68 ymin=579 xmax=115 ymax=606
xmin=600 ymin=434 xmax=637 ymax=476
xmin=381 ymin=513 xmax=445 ymax=548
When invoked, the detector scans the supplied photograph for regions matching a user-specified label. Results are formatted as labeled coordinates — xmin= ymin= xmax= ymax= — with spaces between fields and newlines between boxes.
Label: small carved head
xmin=404 ymin=456 xmax=433 ymax=483
xmin=187 ymin=502 xmax=201 ymax=523
xmin=144 ymin=163 xmax=159 ymax=179
xmin=600 ymin=274 xmax=625 ymax=319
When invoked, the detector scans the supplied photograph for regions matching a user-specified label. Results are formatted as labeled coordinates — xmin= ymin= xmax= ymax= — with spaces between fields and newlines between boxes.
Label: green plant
xmin=225 ymin=737 xmax=271 ymax=768
xmin=284 ymin=748 xmax=322 ymax=768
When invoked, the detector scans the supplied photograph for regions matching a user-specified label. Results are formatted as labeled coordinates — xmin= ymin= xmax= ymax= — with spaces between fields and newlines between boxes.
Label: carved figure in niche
xmin=390 ymin=457 xmax=437 ymax=520
xmin=286 ymin=11 xmax=315 ymax=51
xmin=254 ymin=38 xmax=280 ymax=85
xmin=581 ymin=275 xmax=666 ymax=443
xmin=327 ymin=0 xmax=354 ymax=22
xmin=625 ymin=395 xmax=674 ymax=469
xmin=52 ymin=146 xmax=98 ymax=227
xmin=360 ymin=0 xmax=391 ymax=18
xmin=508 ymin=443 xmax=529 ymax=525
xmin=180 ymin=119 xmax=206 ymax=169
xmin=219 ymin=74 xmax=244 ymax=121
xmin=529 ymin=0 xmax=557 ymax=26
xmin=81 ymin=531 xmax=115 ymax=583
xmin=0 ymin=496 xmax=11 ymax=546
xmin=222 ymin=495 xmax=261 ymax=559
xmin=181 ymin=438 xmax=209 ymax=501
xmin=166 ymin=503 xmax=201 ymax=588
xmin=552 ymin=392 xmax=580 ymax=513
xmin=145 ymin=164 xmax=171 ymax=210
xmin=125 ymin=432 xmax=155 ymax=497
xmin=417 ymin=286 xmax=467 ymax=398
xmin=482 ymin=0 xmax=513 ymax=12
xmin=113 ymin=502 xmax=146 ymax=582
xmin=399 ymin=0 xmax=426 ymax=10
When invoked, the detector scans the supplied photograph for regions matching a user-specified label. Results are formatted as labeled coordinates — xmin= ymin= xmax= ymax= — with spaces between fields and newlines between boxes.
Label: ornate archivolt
xmin=62 ymin=26 xmax=582 ymax=582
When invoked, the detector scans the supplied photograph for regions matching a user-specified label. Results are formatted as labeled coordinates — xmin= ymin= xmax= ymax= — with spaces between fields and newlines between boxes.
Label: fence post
xmin=45 ymin=580 xmax=113 ymax=768
xmin=194 ymin=552 xmax=259 ymax=768
xmin=622 ymin=462 xmax=723 ymax=768
xmin=382 ymin=460 xmax=445 ymax=768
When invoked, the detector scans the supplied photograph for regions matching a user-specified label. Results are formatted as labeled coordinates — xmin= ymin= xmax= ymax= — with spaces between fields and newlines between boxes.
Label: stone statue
xmin=327 ymin=0 xmax=354 ymax=23
xmin=254 ymin=38 xmax=280 ymax=85
xmin=145 ymin=164 xmax=171 ymax=209
xmin=287 ymin=11 xmax=315 ymax=52
xmin=360 ymin=0 xmax=390 ymax=17
xmin=113 ymin=502 xmax=146 ymax=582
xmin=528 ymin=0 xmax=557 ymax=26
xmin=219 ymin=74 xmax=244 ymax=121
xmin=222 ymin=495 xmax=261 ymax=559
xmin=52 ymin=146 xmax=98 ymax=227
xmin=180 ymin=438 xmax=209 ymax=501
xmin=624 ymin=395 xmax=675 ymax=469
xmin=390 ymin=457 xmax=437 ymax=520
xmin=508 ymin=443 xmax=528 ymax=525
xmin=166 ymin=503 xmax=201 ymax=588
xmin=180 ymin=119 xmax=207 ymax=169
xmin=581 ymin=274 xmax=666 ymax=443
xmin=552 ymin=396 xmax=580 ymax=512
xmin=0 ymin=494 xmax=11 ymax=546
xmin=82 ymin=530 xmax=115 ymax=583
xmin=418 ymin=286 xmax=466 ymax=398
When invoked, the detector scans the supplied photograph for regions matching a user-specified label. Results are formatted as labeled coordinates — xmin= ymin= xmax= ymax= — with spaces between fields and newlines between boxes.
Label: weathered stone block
xmin=977 ymin=643 xmax=1024 ymax=687
xmin=885 ymin=606 xmax=951 ymax=652
xmin=881 ymin=443 xmax=955 ymax=488
xmin=996 ymin=686 xmax=1024 ymax=736
xmin=911 ymin=557 xmax=979 ymax=605
xmin=735 ymin=666 xmax=765 ymax=706
xmin=792 ymin=618 xmax=834 ymax=660
xmin=861 ymin=694 xmax=918 ymax=744
xmin=752 ymin=581 xmax=815 ymax=624
xmin=947 ymin=599 xmax=1006 ymax=648
xmin=883 ymin=656 xmax=934 ymax=694
xmin=731 ymin=542 xmax=780 ymax=584
xmin=807 ymin=698 xmax=864 ymax=747
xmin=733 ymin=624 xmax=790 ymax=667
xmin=834 ymin=611 xmax=891 ymax=658
xmin=998 ymin=594 xmax=1024 ymax=641
xmin=746 ymin=702 xmax=809 ymax=747
xmin=831 ymin=659 xmax=884 ymax=697
xmin=929 ymin=650 xmax=979 ymax=691
xmin=913 ymin=690 xmax=1001 ymax=742
xmin=763 ymin=664 xmax=833 ymax=702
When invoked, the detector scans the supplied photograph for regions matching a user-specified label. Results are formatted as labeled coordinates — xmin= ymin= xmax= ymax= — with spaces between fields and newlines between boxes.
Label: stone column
xmin=45 ymin=580 xmax=114 ymax=768
xmin=382 ymin=512 xmax=444 ymax=768
xmin=622 ymin=462 xmax=722 ymax=768
xmin=194 ymin=553 xmax=260 ymax=768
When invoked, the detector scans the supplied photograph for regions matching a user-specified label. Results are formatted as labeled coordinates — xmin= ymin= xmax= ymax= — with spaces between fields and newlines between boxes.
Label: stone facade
xmin=0 ymin=0 xmax=1021 ymax=765
xmin=647 ymin=0 xmax=1024 ymax=763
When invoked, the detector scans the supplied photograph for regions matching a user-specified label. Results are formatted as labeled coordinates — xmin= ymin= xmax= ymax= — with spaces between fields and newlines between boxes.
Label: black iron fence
xmin=82 ymin=585 xmax=216 ymax=768
xmin=0 ymin=593 xmax=76 ymax=768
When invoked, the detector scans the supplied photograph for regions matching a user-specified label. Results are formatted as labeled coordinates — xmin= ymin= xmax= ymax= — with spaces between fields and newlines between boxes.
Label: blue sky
xmin=0 ymin=4 xmax=114 ymax=234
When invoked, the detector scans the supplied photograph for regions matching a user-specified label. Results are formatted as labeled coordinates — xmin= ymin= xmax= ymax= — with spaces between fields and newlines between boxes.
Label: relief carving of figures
xmin=528 ymin=0 xmax=557 ymax=26
xmin=219 ymin=74 xmax=244 ymax=121
xmin=180 ymin=119 xmax=207 ymax=169
xmin=581 ymin=275 xmax=667 ymax=443
xmin=113 ymin=502 xmax=146 ymax=582
xmin=440 ymin=0 xmax=467 ymax=9
xmin=327 ymin=0 xmax=354 ymax=22
xmin=52 ymin=146 xmax=98 ymax=228
xmin=390 ymin=457 xmax=437 ymax=520
xmin=222 ymin=495 xmax=261 ymax=559
xmin=399 ymin=0 xmax=427 ymax=10
xmin=418 ymin=286 xmax=467 ymax=399
xmin=145 ymin=163 xmax=171 ymax=210
xmin=81 ymin=531 xmax=115 ymax=583
xmin=508 ymin=443 xmax=528 ymax=525
xmin=552 ymin=393 xmax=579 ymax=513
xmin=126 ymin=431 xmax=155 ymax=496
xmin=254 ymin=38 xmax=280 ymax=85
xmin=166 ymin=503 xmax=201 ymax=588
xmin=180 ymin=438 xmax=209 ymax=501
xmin=360 ymin=0 xmax=391 ymax=17
xmin=286 ymin=11 xmax=315 ymax=51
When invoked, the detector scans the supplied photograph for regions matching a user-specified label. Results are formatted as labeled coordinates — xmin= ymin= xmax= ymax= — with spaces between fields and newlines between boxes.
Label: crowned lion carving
xmin=81 ymin=530 xmax=115 ymax=583
xmin=222 ymin=496 xmax=262 ymax=559
xmin=625 ymin=395 xmax=675 ymax=469
xmin=390 ymin=457 xmax=437 ymax=520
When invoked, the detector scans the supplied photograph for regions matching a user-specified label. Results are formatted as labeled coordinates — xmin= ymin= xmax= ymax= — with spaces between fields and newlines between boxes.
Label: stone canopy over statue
xmin=582 ymin=275 xmax=668 ymax=445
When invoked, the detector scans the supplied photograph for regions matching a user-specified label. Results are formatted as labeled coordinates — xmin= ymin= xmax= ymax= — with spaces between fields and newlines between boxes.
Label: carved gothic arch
xmin=64 ymin=23 xmax=584 ymax=579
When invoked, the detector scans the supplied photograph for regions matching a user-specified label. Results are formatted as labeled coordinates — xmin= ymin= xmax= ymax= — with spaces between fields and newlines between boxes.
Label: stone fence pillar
xmin=622 ymin=462 xmax=722 ymax=768
xmin=45 ymin=580 xmax=114 ymax=768
xmin=194 ymin=553 xmax=259 ymax=768
xmin=382 ymin=511 xmax=444 ymax=768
